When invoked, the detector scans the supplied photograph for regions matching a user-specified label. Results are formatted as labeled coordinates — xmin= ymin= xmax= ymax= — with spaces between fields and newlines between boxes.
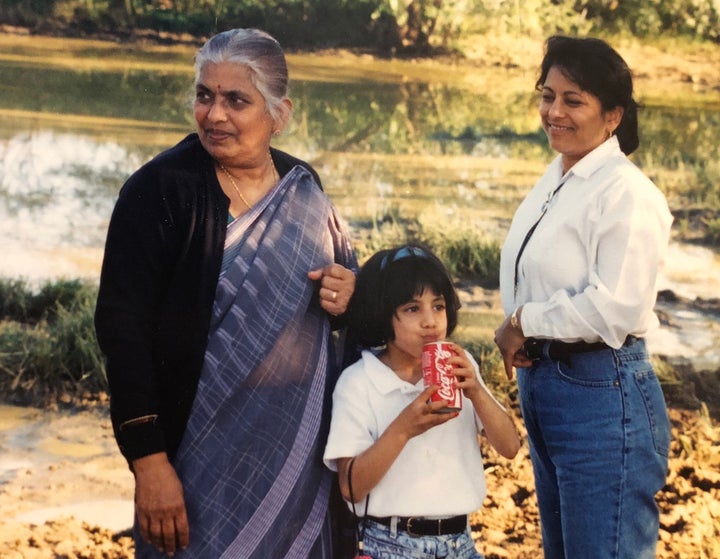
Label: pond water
xmin=1 ymin=37 xmax=719 ymax=368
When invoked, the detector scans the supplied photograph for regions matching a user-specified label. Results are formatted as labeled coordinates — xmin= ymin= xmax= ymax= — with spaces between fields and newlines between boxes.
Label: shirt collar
xmin=557 ymin=135 xmax=622 ymax=182
xmin=362 ymin=350 xmax=423 ymax=395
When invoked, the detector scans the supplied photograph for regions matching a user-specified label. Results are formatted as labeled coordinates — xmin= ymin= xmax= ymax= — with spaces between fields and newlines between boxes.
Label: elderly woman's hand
xmin=308 ymin=263 xmax=356 ymax=316
xmin=132 ymin=452 xmax=189 ymax=556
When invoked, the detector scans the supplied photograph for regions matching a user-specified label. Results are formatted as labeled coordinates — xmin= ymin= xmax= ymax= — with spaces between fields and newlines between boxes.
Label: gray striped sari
xmin=136 ymin=165 xmax=355 ymax=558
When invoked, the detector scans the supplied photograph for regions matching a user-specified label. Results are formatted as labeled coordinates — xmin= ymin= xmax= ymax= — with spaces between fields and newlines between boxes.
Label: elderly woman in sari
xmin=95 ymin=28 xmax=357 ymax=558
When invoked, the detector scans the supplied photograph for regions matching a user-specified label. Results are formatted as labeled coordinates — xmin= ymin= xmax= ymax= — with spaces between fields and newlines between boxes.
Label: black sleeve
xmin=95 ymin=165 xmax=181 ymax=461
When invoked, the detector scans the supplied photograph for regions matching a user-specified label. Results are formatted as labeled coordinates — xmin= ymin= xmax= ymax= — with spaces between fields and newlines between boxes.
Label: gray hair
xmin=194 ymin=28 xmax=291 ymax=130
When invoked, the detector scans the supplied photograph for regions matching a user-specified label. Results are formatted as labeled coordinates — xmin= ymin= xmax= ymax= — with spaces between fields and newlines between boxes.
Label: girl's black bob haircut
xmin=347 ymin=244 xmax=461 ymax=349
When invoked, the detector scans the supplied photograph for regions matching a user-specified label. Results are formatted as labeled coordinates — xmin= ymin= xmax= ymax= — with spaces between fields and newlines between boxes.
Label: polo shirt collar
xmin=362 ymin=350 xmax=423 ymax=395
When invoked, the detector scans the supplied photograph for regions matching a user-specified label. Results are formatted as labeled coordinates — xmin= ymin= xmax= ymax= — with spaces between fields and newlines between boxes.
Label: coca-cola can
xmin=422 ymin=341 xmax=462 ymax=412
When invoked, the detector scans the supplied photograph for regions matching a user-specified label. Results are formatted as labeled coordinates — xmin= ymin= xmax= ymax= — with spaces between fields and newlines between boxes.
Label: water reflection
xmin=0 ymin=63 xmax=192 ymax=124
xmin=0 ymin=130 xmax=140 ymax=250
xmin=1 ymin=53 xmax=718 ymax=287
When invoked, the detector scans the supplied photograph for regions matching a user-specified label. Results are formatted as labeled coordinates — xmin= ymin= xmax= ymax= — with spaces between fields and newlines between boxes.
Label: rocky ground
xmin=0 ymin=403 xmax=717 ymax=559
xmin=474 ymin=406 xmax=720 ymax=559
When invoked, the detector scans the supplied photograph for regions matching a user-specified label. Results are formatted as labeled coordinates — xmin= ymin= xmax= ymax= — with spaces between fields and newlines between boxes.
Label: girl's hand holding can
xmin=392 ymin=386 xmax=458 ymax=441
xmin=445 ymin=342 xmax=482 ymax=398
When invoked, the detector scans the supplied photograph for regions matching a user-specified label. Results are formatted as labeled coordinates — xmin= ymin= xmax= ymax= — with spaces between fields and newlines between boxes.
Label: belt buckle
xmin=405 ymin=516 xmax=421 ymax=537
xmin=523 ymin=338 xmax=543 ymax=361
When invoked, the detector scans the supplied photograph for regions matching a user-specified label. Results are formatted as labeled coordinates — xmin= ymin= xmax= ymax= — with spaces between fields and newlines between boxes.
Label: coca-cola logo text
xmin=433 ymin=348 xmax=456 ymax=400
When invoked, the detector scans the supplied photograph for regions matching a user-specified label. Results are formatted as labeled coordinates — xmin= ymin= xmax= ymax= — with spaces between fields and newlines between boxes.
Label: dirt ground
xmin=474 ymin=406 xmax=720 ymax=559
xmin=0 ymin=403 xmax=718 ymax=559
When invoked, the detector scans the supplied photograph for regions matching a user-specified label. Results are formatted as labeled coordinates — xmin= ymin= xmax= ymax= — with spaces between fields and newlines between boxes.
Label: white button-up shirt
xmin=500 ymin=136 xmax=673 ymax=348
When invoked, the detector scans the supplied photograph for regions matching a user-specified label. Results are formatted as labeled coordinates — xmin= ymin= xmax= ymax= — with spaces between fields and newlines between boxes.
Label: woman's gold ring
xmin=332 ymin=290 xmax=337 ymax=301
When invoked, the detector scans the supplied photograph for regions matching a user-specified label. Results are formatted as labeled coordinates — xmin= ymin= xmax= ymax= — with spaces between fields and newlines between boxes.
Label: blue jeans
xmin=362 ymin=519 xmax=484 ymax=559
xmin=517 ymin=337 xmax=670 ymax=559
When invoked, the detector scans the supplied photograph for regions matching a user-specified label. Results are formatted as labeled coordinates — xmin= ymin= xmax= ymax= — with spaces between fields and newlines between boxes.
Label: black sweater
xmin=95 ymin=134 xmax=323 ymax=464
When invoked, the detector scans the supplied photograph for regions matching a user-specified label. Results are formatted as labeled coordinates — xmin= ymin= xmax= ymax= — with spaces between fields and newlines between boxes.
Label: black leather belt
xmin=523 ymin=336 xmax=638 ymax=364
xmin=365 ymin=514 xmax=467 ymax=536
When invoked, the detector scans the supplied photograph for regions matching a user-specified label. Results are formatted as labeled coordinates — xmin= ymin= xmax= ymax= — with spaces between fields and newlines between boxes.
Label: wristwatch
xmin=510 ymin=307 xmax=521 ymax=331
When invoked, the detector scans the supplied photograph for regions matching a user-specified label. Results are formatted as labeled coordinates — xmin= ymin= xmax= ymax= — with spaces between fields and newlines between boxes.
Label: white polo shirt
xmin=323 ymin=349 xmax=490 ymax=517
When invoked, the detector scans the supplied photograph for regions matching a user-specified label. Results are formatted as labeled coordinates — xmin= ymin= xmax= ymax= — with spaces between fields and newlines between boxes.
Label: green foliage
xmin=354 ymin=211 xmax=501 ymax=286
xmin=0 ymin=278 xmax=93 ymax=323
xmin=261 ymin=0 xmax=380 ymax=49
xmin=134 ymin=9 xmax=215 ymax=36
xmin=371 ymin=0 xmax=477 ymax=55
xmin=0 ymin=279 xmax=30 ymax=323
xmin=417 ymin=225 xmax=501 ymax=286
xmin=354 ymin=209 xmax=418 ymax=263
xmin=0 ymin=0 xmax=58 ymax=27
xmin=652 ymin=355 xmax=681 ymax=385
xmin=453 ymin=335 xmax=514 ymax=398
xmin=0 ymin=279 xmax=106 ymax=405
xmin=635 ymin=106 xmax=720 ymax=214
xmin=475 ymin=0 xmax=594 ymax=37
xmin=583 ymin=0 xmax=720 ymax=41
xmin=2 ymin=0 xmax=718 ymax=47
xmin=477 ymin=0 xmax=720 ymax=42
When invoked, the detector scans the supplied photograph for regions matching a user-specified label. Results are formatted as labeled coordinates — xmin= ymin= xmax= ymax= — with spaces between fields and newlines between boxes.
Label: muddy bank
xmin=0 ymin=403 xmax=717 ymax=558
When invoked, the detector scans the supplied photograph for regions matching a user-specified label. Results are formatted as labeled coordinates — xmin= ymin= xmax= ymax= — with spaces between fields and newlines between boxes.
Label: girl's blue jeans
xmin=517 ymin=337 xmax=670 ymax=559
xmin=362 ymin=518 xmax=484 ymax=559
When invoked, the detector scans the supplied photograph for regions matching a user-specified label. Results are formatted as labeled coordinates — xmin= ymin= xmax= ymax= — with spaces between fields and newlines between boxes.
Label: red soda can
xmin=422 ymin=341 xmax=462 ymax=412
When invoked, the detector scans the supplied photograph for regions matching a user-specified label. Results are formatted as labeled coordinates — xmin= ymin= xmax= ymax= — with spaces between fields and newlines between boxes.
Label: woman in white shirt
xmin=494 ymin=36 xmax=672 ymax=559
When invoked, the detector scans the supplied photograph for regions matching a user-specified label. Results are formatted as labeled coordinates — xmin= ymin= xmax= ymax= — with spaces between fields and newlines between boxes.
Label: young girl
xmin=324 ymin=245 xmax=520 ymax=559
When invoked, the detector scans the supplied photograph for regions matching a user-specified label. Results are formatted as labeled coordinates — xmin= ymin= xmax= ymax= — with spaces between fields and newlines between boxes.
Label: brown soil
xmin=474 ymin=406 xmax=720 ymax=559
xmin=0 ymin=404 xmax=717 ymax=558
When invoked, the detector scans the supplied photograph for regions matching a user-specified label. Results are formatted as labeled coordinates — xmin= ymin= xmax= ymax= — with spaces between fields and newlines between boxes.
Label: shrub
xmin=0 ymin=278 xmax=106 ymax=406
xmin=0 ymin=278 xmax=95 ymax=323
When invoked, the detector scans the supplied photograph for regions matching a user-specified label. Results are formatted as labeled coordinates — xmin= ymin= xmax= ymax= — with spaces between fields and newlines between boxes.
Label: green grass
xmin=353 ymin=214 xmax=502 ymax=286
xmin=0 ymin=270 xmax=693 ymax=410
xmin=0 ymin=278 xmax=106 ymax=406
xmin=0 ymin=230 xmax=503 ymax=407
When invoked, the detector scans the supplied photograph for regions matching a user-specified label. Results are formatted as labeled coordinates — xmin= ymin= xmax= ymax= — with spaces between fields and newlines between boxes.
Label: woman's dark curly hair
xmin=346 ymin=245 xmax=461 ymax=349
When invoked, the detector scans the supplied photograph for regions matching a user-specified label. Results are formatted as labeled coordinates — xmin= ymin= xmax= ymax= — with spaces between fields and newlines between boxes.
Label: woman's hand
xmin=132 ymin=453 xmax=189 ymax=556
xmin=308 ymin=263 xmax=356 ymax=316
xmin=494 ymin=308 xmax=531 ymax=380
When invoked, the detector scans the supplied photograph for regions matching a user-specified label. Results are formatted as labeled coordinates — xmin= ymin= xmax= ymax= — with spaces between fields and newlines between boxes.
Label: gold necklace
xmin=219 ymin=161 xmax=280 ymax=211
xmin=219 ymin=164 xmax=252 ymax=210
